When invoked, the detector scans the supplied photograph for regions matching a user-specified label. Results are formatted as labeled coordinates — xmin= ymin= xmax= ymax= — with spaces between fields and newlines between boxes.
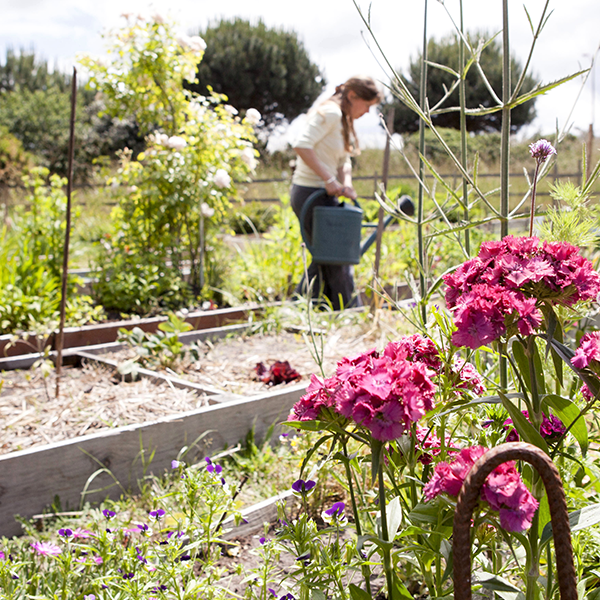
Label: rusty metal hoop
xmin=453 ymin=442 xmax=577 ymax=600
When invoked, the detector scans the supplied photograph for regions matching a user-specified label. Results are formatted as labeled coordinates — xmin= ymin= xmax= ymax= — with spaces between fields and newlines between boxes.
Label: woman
xmin=291 ymin=75 xmax=382 ymax=310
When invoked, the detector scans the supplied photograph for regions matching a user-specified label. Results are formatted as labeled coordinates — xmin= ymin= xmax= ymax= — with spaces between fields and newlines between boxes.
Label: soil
xmin=0 ymin=309 xmax=412 ymax=456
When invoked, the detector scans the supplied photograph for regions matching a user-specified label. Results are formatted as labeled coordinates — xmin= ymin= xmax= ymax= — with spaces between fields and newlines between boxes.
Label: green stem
xmin=417 ymin=0 xmax=429 ymax=325
xmin=500 ymin=0 xmax=511 ymax=239
xmin=342 ymin=438 xmax=372 ymax=596
xmin=458 ymin=0 xmax=470 ymax=255
xmin=378 ymin=459 xmax=395 ymax=600
xmin=529 ymin=162 xmax=541 ymax=237
xmin=526 ymin=507 xmax=541 ymax=600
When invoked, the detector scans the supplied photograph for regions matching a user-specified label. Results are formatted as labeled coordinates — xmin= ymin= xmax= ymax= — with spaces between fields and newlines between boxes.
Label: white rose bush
xmin=79 ymin=14 xmax=260 ymax=313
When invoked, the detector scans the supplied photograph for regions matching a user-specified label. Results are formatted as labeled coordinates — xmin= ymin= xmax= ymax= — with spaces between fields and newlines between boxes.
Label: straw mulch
xmin=0 ymin=310 xmax=409 ymax=456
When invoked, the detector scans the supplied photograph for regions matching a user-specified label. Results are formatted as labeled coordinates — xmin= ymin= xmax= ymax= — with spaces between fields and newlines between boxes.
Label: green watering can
xmin=299 ymin=189 xmax=414 ymax=265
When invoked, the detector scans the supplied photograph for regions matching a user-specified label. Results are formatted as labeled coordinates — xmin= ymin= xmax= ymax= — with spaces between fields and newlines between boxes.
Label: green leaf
xmin=499 ymin=392 xmax=549 ymax=453
xmin=511 ymin=339 xmax=531 ymax=393
xmin=541 ymin=502 xmax=600 ymax=546
xmin=478 ymin=572 xmax=523 ymax=593
xmin=349 ymin=584 xmax=372 ymax=600
xmin=532 ymin=340 xmax=547 ymax=396
xmin=392 ymin=573 xmax=415 ymax=600
xmin=408 ymin=502 xmax=445 ymax=525
xmin=537 ymin=491 xmax=550 ymax=538
xmin=543 ymin=394 xmax=588 ymax=456
xmin=284 ymin=420 xmax=329 ymax=432
xmin=386 ymin=496 xmax=403 ymax=541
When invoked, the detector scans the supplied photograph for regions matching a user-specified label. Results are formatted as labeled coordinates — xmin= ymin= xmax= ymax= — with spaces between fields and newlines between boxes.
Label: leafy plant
xmin=80 ymin=14 xmax=259 ymax=312
xmin=117 ymin=311 xmax=195 ymax=372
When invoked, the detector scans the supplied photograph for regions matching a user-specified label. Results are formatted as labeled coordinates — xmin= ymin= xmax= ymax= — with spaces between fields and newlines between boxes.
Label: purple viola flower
xmin=291 ymin=479 xmax=316 ymax=495
xmin=179 ymin=553 xmax=192 ymax=562
xmin=529 ymin=138 xmax=557 ymax=163
xmin=149 ymin=509 xmax=166 ymax=519
xmin=259 ymin=536 xmax=267 ymax=545
xmin=58 ymin=528 xmax=73 ymax=538
xmin=324 ymin=501 xmax=345 ymax=518
xmin=102 ymin=509 xmax=116 ymax=520
xmin=136 ymin=523 xmax=150 ymax=534
xmin=171 ymin=460 xmax=181 ymax=469
xmin=206 ymin=463 xmax=222 ymax=475
xmin=268 ymin=589 xmax=277 ymax=597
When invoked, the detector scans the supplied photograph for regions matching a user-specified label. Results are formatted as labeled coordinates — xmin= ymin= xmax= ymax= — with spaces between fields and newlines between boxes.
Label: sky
xmin=2 ymin=0 xmax=600 ymax=148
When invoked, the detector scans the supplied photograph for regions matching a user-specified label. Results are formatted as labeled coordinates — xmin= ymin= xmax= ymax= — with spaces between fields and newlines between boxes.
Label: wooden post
xmin=55 ymin=67 xmax=77 ymax=397
xmin=371 ymin=108 xmax=395 ymax=309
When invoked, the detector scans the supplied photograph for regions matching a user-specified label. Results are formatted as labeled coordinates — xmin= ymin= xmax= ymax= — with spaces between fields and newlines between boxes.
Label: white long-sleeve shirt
xmin=292 ymin=101 xmax=351 ymax=188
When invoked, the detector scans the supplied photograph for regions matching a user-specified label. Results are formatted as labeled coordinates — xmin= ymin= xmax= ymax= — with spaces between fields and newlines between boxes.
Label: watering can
xmin=299 ymin=189 xmax=414 ymax=266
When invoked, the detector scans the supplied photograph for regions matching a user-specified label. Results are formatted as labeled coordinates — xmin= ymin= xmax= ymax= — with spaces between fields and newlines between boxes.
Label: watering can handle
xmin=299 ymin=189 xmax=330 ymax=256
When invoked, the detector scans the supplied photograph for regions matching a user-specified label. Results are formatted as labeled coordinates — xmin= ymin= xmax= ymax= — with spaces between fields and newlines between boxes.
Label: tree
xmin=187 ymin=18 xmax=325 ymax=131
xmin=0 ymin=48 xmax=71 ymax=94
xmin=0 ymin=49 xmax=143 ymax=180
xmin=388 ymin=32 xmax=539 ymax=134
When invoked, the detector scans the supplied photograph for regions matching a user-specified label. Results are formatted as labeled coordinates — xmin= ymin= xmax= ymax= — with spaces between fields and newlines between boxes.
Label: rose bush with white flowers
xmin=80 ymin=14 xmax=261 ymax=313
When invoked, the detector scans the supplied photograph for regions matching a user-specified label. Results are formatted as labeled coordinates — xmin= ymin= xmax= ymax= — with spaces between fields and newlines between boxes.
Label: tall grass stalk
xmin=499 ymin=0 xmax=511 ymax=391
xmin=417 ymin=0 xmax=429 ymax=325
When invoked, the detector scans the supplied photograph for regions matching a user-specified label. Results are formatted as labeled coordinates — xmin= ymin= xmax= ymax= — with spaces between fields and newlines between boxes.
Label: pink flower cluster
xmin=444 ymin=236 xmax=600 ymax=349
xmin=389 ymin=334 xmax=486 ymax=396
xmin=290 ymin=340 xmax=438 ymax=441
xmin=423 ymin=446 xmax=538 ymax=532
xmin=572 ymin=331 xmax=600 ymax=400
xmin=504 ymin=411 xmax=565 ymax=442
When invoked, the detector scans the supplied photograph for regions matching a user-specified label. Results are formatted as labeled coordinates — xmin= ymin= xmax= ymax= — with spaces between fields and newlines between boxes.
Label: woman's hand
xmin=340 ymin=185 xmax=358 ymax=200
xmin=325 ymin=178 xmax=344 ymax=197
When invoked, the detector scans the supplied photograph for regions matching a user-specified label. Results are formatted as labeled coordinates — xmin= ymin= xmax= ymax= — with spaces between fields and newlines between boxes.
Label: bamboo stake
xmin=55 ymin=67 xmax=77 ymax=398
xmin=371 ymin=107 xmax=395 ymax=309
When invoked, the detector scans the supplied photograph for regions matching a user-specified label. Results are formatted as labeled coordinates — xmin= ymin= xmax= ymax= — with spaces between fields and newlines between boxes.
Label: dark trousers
xmin=290 ymin=184 xmax=360 ymax=311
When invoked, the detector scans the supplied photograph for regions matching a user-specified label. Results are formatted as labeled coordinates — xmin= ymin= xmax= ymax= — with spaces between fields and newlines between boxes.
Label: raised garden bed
xmin=0 ymin=308 xmax=412 ymax=537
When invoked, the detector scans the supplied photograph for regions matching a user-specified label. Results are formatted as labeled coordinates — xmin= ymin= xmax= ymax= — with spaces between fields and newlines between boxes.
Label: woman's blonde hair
xmin=331 ymin=76 xmax=383 ymax=154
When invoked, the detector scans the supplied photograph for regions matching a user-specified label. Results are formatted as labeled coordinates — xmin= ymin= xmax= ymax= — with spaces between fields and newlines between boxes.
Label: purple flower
xmin=84 ymin=595 xmax=96 ymax=600
xmin=206 ymin=463 xmax=222 ymax=475
xmin=58 ymin=528 xmax=73 ymax=538
xmin=268 ymin=589 xmax=277 ymax=597
xmin=324 ymin=502 xmax=345 ymax=518
xmin=149 ymin=509 xmax=166 ymax=519
xmin=136 ymin=523 xmax=150 ymax=534
xmin=529 ymin=139 xmax=557 ymax=162
xmin=171 ymin=460 xmax=181 ymax=469
xmin=291 ymin=479 xmax=316 ymax=495
xmin=102 ymin=509 xmax=116 ymax=520
xmin=0 ymin=550 xmax=4 ymax=560
xmin=31 ymin=541 xmax=61 ymax=557
xmin=259 ymin=536 xmax=267 ymax=545
xmin=179 ymin=554 xmax=191 ymax=561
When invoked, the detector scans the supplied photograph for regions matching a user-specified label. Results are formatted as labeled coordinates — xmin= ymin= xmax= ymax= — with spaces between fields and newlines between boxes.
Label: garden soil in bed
xmin=0 ymin=310 xmax=411 ymax=455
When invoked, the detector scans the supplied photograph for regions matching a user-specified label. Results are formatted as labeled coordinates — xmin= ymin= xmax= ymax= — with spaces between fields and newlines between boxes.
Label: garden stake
xmin=453 ymin=442 xmax=577 ymax=600
xmin=371 ymin=106 xmax=394 ymax=310
xmin=55 ymin=66 xmax=77 ymax=398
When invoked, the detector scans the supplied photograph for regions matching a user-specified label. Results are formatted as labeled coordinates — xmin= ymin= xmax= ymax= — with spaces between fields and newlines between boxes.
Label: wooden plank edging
xmin=0 ymin=383 xmax=307 ymax=538
xmin=0 ymin=322 xmax=252 ymax=371
xmin=0 ymin=304 xmax=266 ymax=358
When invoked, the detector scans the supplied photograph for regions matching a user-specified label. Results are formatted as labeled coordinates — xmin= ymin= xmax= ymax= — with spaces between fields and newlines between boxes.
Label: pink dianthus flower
xmin=444 ymin=236 xmax=600 ymax=350
xmin=423 ymin=445 xmax=538 ymax=532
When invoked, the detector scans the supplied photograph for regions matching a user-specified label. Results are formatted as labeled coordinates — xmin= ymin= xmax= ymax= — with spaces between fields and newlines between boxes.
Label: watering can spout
xmin=359 ymin=195 xmax=415 ymax=256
